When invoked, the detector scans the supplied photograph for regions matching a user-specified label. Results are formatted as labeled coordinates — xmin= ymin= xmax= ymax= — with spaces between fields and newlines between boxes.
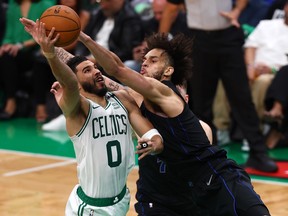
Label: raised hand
xmin=19 ymin=17 xmax=36 ymax=35
xmin=20 ymin=18 xmax=59 ymax=55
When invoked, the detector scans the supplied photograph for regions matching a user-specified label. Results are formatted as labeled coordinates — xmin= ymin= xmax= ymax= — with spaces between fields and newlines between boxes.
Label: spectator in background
xmin=125 ymin=0 xmax=189 ymax=72
xmin=264 ymin=65 xmax=288 ymax=149
xmin=75 ymin=0 xmax=144 ymax=64
xmin=142 ymin=0 xmax=188 ymax=37
xmin=214 ymin=0 xmax=288 ymax=141
xmin=0 ymin=0 xmax=55 ymax=120
xmin=159 ymin=0 xmax=278 ymax=173
xmin=244 ymin=1 xmax=288 ymax=123
xmin=33 ymin=0 xmax=94 ymax=122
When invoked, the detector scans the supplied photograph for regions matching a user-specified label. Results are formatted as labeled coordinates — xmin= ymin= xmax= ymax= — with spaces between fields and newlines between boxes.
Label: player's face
xmin=76 ymin=60 xmax=107 ymax=96
xmin=140 ymin=48 xmax=167 ymax=81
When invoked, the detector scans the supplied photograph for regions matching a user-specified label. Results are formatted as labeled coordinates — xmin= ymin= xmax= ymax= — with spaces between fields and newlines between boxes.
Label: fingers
xmin=50 ymin=81 xmax=62 ymax=94
xmin=47 ymin=26 xmax=54 ymax=39
xmin=41 ymin=24 xmax=59 ymax=45
xmin=50 ymin=88 xmax=57 ymax=95
xmin=51 ymin=81 xmax=61 ymax=89
xmin=136 ymin=140 xmax=157 ymax=160
xmin=19 ymin=17 xmax=36 ymax=26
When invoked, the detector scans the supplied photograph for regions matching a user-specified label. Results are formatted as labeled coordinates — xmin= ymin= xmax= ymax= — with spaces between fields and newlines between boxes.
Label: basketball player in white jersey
xmin=20 ymin=18 xmax=163 ymax=216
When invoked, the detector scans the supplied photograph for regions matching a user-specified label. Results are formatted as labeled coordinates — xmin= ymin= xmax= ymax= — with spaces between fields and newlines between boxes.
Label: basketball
xmin=40 ymin=5 xmax=81 ymax=47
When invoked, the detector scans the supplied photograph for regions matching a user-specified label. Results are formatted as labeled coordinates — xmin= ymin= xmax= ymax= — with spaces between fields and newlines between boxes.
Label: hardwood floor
xmin=1 ymin=151 xmax=288 ymax=216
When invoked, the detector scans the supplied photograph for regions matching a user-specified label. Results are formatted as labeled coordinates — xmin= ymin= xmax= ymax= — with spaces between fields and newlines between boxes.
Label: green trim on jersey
xmin=105 ymin=101 xmax=111 ymax=110
xmin=106 ymin=92 xmax=128 ymax=115
xmin=77 ymin=185 xmax=126 ymax=207
xmin=76 ymin=103 xmax=92 ymax=137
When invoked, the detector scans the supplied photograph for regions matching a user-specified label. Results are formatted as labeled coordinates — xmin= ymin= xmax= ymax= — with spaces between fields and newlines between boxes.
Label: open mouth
xmin=140 ymin=69 xmax=146 ymax=75
xmin=95 ymin=76 xmax=104 ymax=82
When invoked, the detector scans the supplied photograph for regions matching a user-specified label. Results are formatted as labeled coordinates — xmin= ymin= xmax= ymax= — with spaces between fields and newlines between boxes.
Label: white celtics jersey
xmin=70 ymin=92 xmax=135 ymax=198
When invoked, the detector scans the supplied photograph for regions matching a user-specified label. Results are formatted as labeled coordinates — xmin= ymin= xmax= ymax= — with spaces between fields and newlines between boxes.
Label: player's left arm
xmin=114 ymin=90 xmax=164 ymax=159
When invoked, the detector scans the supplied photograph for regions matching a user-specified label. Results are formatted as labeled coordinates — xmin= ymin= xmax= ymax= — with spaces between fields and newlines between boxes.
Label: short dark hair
xmin=66 ymin=56 xmax=88 ymax=73
xmin=144 ymin=33 xmax=193 ymax=86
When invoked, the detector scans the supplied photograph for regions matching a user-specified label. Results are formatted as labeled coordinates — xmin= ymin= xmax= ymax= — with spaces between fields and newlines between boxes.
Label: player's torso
xmin=71 ymin=93 xmax=135 ymax=198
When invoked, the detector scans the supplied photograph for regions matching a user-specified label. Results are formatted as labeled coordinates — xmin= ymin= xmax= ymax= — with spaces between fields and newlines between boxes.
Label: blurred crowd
xmin=0 ymin=0 xmax=288 ymax=151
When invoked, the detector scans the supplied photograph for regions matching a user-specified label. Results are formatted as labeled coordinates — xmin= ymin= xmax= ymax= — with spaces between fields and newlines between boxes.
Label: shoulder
xmin=113 ymin=90 xmax=139 ymax=112
xmin=113 ymin=89 xmax=135 ymax=103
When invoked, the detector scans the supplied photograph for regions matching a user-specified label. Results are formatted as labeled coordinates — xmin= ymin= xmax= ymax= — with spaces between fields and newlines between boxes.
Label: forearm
xmin=244 ymin=47 xmax=256 ymax=66
xmin=104 ymin=75 xmax=125 ymax=91
xmin=55 ymin=47 xmax=74 ymax=64
xmin=159 ymin=2 xmax=180 ymax=33
xmin=78 ymin=32 xmax=122 ymax=76
xmin=44 ymin=52 xmax=78 ymax=89
xmin=244 ymin=47 xmax=256 ymax=80
xmin=233 ymin=0 xmax=248 ymax=18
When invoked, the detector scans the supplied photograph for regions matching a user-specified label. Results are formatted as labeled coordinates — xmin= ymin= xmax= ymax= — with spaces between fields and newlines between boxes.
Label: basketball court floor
xmin=1 ymin=118 xmax=288 ymax=215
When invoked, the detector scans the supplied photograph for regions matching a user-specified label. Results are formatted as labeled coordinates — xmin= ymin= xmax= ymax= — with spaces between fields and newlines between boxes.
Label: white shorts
xmin=65 ymin=184 xmax=130 ymax=216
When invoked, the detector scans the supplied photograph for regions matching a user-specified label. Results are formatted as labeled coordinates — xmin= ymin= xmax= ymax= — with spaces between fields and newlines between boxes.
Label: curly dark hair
xmin=144 ymin=32 xmax=193 ymax=86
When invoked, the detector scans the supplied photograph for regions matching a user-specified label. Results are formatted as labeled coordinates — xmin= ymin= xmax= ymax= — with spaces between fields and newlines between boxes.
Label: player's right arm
xmin=78 ymin=32 xmax=181 ymax=116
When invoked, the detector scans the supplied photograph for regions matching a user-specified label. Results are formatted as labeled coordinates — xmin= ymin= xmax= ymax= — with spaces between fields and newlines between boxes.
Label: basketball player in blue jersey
xmin=20 ymin=19 xmax=163 ymax=216
xmin=74 ymin=32 xmax=272 ymax=215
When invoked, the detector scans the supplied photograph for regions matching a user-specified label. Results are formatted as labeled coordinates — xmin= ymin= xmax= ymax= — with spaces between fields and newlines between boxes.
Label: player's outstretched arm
xmin=78 ymin=32 xmax=170 ymax=105
xmin=20 ymin=18 xmax=81 ymax=118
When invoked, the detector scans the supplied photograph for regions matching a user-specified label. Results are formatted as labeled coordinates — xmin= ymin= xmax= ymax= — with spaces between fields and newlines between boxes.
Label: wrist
xmin=142 ymin=129 xmax=163 ymax=142
xmin=42 ymin=51 xmax=56 ymax=59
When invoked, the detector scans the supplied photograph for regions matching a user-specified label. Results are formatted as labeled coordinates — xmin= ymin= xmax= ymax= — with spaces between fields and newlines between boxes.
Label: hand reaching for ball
xmin=20 ymin=18 xmax=58 ymax=55
xmin=39 ymin=5 xmax=81 ymax=47
xmin=20 ymin=5 xmax=81 ymax=48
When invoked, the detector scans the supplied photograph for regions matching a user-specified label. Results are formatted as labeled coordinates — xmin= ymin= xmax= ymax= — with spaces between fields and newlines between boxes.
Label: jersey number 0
xmin=106 ymin=140 xmax=122 ymax=167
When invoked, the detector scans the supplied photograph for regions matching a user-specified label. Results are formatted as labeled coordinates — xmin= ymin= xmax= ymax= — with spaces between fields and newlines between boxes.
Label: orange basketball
xmin=40 ymin=5 xmax=81 ymax=47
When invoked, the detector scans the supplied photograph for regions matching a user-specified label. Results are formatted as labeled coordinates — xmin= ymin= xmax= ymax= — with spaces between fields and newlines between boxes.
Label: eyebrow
xmin=143 ymin=55 xmax=160 ymax=60
xmin=82 ymin=64 xmax=93 ymax=72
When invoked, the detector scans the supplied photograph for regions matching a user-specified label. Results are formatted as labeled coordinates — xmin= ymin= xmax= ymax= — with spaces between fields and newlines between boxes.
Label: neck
xmin=82 ymin=92 xmax=107 ymax=108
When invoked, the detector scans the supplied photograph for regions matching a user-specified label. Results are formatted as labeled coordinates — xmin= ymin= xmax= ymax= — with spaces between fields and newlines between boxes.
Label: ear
xmin=164 ymin=66 xmax=174 ymax=77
